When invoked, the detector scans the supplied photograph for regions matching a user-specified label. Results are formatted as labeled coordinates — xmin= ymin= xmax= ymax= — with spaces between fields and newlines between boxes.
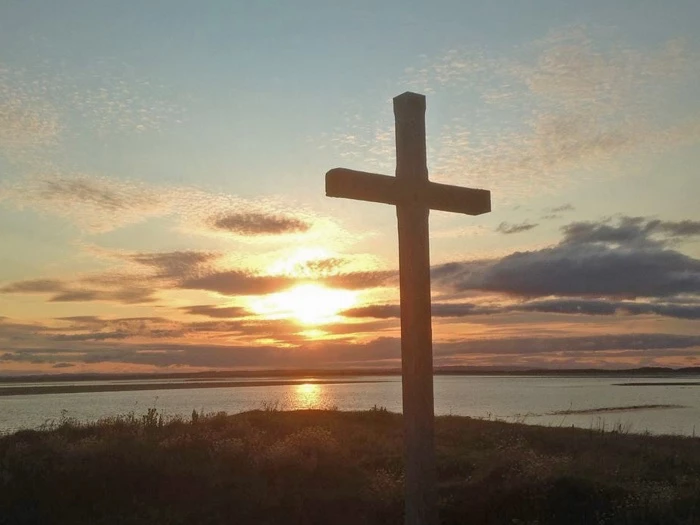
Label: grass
xmin=1 ymin=408 xmax=699 ymax=525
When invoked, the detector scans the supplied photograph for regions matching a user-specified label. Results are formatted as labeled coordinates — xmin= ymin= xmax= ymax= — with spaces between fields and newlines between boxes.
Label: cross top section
xmin=326 ymin=92 xmax=490 ymax=216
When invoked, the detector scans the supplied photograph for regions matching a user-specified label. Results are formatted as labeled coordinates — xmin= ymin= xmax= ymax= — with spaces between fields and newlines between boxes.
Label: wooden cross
xmin=325 ymin=92 xmax=491 ymax=525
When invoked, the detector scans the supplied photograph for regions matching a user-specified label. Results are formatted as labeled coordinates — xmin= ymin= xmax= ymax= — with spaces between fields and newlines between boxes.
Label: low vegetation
xmin=1 ymin=408 xmax=698 ymax=524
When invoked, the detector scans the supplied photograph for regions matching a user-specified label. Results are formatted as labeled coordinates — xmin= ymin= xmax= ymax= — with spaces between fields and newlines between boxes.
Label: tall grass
xmin=1 ymin=409 xmax=698 ymax=524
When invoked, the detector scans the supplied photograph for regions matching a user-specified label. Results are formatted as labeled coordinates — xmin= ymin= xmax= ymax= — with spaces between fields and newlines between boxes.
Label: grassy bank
xmin=1 ymin=409 xmax=698 ymax=525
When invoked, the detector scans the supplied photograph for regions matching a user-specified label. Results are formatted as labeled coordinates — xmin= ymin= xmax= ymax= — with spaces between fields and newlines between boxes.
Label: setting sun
xmin=250 ymin=284 xmax=357 ymax=325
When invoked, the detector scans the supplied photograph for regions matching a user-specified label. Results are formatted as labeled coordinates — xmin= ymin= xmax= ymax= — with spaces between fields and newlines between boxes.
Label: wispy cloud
xmin=496 ymin=221 xmax=538 ymax=234
xmin=0 ymin=60 xmax=343 ymax=240
xmin=0 ymin=173 xmax=168 ymax=232
xmin=541 ymin=203 xmax=575 ymax=220
xmin=549 ymin=204 xmax=574 ymax=213
xmin=0 ymin=249 xmax=221 ymax=305
xmin=0 ymin=171 xmax=345 ymax=241
xmin=0 ymin=276 xmax=157 ymax=305
xmin=0 ymin=58 xmax=183 ymax=138
xmin=180 ymin=305 xmax=250 ymax=319
xmin=329 ymin=28 xmax=700 ymax=201
xmin=0 ymin=279 xmax=64 ymax=293
xmin=0 ymin=101 xmax=60 ymax=152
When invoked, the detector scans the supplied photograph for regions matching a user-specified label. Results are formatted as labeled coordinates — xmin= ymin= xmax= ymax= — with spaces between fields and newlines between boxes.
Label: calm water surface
xmin=1 ymin=375 xmax=699 ymax=436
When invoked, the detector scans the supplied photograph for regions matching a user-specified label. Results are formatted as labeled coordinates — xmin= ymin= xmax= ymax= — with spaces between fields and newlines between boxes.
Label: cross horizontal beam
xmin=326 ymin=167 xmax=491 ymax=215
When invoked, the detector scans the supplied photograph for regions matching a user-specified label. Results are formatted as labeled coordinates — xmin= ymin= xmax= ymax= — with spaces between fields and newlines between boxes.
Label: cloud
xmin=1 ymin=275 xmax=157 ymax=305
xmin=433 ymin=216 xmax=700 ymax=299
xmin=445 ymin=333 xmax=700 ymax=356
xmin=292 ymin=257 xmax=349 ymax=277
xmin=180 ymin=305 xmax=249 ymax=319
xmin=181 ymin=268 xmax=396 ymax=296
xmin=49 ymin=287 xmax=156 ymax=304
xmin=0 ymin=248 xmax=390 ymax=306
xmin=0 ymin=170 xmax=344 ymax=245
xmin=46 ymin=316 xmax=184 ymax=341
xmin=180 ymin=271 xmax=297 ymax=296
xmin=1 ymin=329 xmax=697 ymax=369
xmin=654 ymin=220 xmax=700 ymax=237
xmin=344 ymin=298 xmax=700 ymax=321
xmin=341 ymin=28 xmax=700 ymax=202
xmin=8 ymin=215 xmax=695 ymax=311
xmin=0 ymin=102 xmax=60 ymax=152
xmin=342 ymin=303 xmax=497 ymax=319
xmin=516 ymin=298 xmax=618 ymax=316
xmin=0 ymin=250 xmax=220 ymax=305
xmin=0 ymin=174 xmax=168 ymax=232
xmin=323 ymin=271 xmax=397 ymax=290
xmin=616 ymin=302 xmax=700 ymax=320
xmin=129 ymin=250 xmax=218 ymax=280
xmin=50 ymin=331 xmax=132 ymax=341
xmin=0 ymin=58 xmax=183 ymax=140
xmin=56 ymin=316 xmax=102 ymax=324
xmin=496 ymin=221 xmax=538 ymax=234
xmin=549 ymin=204 xmax=575 ymax=213
xmin=562 ymin=216 xmax=700 ymax=248
xmin=207 ymin=212 xmax=311 ymax=236
xmin=341 ymin=305 xmax=401 ymax=319
xmin=0 ymin=279 xmax=64 ymax=293
xmin=433 ymin=111 xmax=663 ymax=201
xmin=513 ymin=30 xmax=691 ymax=112
xmin=435 ymin=242 xmax=699 ymax=299
xmin=0 ymin=314 xmax=314 ymax=353
xmin=541 ymin=204 xmax=575 ymax=220
xmin=1 ymin=246 xmax=305 ymax=307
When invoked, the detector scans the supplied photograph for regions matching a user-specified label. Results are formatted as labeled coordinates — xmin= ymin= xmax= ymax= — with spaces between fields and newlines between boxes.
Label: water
xmin=1 ymin=375 xmax=699 ymax=436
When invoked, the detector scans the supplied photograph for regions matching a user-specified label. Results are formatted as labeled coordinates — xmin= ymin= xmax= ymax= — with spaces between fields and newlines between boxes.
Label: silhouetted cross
xmin=325 ymin=92 xmax=491 ymax=525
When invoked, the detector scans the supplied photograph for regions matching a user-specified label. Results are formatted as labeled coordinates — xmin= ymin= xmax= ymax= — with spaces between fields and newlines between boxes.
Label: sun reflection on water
xmin=294 ymin=383 xmax=323 ymax=409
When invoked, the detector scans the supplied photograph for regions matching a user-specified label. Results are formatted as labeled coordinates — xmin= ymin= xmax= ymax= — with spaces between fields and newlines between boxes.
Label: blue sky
xmin=0 ymin=1 xmax=699 ymax=374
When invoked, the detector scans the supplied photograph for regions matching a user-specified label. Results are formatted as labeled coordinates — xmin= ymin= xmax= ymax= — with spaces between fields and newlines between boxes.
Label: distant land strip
xmin=615 ymin=382 xmax=700 ymax=386
xmin=0 ymin=379 xmax=385 ymax=397
xmin=549 ymin=404 xmax=686 ymax=415
xmin=2 ymin=366 xmax=699 ymax=384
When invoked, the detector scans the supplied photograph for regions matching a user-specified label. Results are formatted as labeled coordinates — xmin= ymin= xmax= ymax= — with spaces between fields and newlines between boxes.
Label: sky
xmin=0 ymin=0 xmax=699 ymax=374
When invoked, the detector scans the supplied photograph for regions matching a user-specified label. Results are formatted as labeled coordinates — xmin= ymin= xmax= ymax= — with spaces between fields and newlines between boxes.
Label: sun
xmin=250 ymin=284 xmax=357 ymax=325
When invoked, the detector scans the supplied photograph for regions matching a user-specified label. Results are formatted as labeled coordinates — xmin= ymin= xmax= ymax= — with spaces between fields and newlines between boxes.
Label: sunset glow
xmin=250 ymin=284 xmax=358 ymax=325
xmin=0 ymin=2 xmax=698 ymax=373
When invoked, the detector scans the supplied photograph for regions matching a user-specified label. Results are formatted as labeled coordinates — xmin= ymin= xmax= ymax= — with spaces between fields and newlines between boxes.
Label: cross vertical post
xmin=325 ymin=91 xmax=491 ymax=525
xmin=394 ymin=92 xmax=437 ymax=525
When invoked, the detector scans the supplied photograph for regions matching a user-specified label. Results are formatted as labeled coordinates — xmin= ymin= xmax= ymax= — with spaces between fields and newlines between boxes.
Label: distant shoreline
xmin=1 ymin=366 xmax=699 ymax=384
xmin=0 ymin=379 xmax=385 ymax=397
xmin=614 ymin=382 xmax=700 ymax=387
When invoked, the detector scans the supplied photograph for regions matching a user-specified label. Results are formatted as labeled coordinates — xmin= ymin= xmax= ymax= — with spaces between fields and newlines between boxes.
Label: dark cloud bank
xmin=434 ymin=216 xmax=700 ymax=301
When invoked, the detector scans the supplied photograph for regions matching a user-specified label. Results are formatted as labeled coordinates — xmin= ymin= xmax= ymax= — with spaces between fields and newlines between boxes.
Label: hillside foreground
xmin=1 ymin=408 xmax=698 ymax=524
